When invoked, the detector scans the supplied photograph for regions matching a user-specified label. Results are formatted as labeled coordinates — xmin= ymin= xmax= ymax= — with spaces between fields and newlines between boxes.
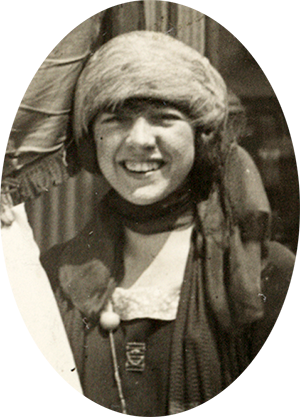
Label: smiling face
xmin=93 ymin=100 xmax=195 ymax=205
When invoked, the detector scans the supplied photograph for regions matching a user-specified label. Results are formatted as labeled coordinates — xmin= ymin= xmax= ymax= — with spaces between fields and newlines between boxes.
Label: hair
xmin=72 ymin=31 xmax=230 ymax=188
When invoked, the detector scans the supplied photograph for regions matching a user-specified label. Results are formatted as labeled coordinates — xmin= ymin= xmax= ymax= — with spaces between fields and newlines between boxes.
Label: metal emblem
xmin=125 ymin=342 xmax=146 ymax=372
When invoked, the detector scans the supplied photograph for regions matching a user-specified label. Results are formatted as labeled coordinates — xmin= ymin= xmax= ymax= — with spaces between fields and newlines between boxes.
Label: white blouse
xmin=111 ymin=225 xmax=193 ymax=321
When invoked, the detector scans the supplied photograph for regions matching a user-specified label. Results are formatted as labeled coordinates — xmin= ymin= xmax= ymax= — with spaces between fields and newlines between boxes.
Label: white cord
xmin=109 ymin=330 xmax=127 ymax=414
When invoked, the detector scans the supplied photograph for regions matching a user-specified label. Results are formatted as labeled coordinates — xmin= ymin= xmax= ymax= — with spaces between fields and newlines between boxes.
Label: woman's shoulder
xmin=40 ymin=219 xmax=98 ymax=292
xmin=40 ymin=207 xmax=121 ymax=319
xmin=250 ymin=241 xmax=295 ymax=357
xmin=261 ymin=241 xmax=295 ymax=321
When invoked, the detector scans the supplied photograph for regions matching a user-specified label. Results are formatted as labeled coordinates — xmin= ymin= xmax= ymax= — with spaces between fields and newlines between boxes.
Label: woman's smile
xmin=93 ymin=100 xmax=195 ymax=205
xmin=121 ymin=160 xmax=165 ymax=174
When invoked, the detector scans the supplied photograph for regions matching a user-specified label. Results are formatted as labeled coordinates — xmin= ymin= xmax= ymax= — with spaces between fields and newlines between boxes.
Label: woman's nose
xmin=126 ymin=116 xmax=156 ymax=149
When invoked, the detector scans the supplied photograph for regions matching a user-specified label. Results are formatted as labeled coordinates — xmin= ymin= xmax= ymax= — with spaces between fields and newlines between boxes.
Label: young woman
xmin=42 ymin=31 xmax=294 ymax=415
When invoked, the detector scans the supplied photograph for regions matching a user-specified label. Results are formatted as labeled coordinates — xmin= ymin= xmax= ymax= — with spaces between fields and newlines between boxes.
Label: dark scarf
xmin=105 ymin=177 xmax=196 ymax=235
xmin=57 ymin=144 xmax=270 ymax=413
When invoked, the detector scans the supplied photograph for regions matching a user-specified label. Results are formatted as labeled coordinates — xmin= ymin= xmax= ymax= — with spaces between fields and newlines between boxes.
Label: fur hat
xmin=73 ymin=31 xmax=228 ymax=173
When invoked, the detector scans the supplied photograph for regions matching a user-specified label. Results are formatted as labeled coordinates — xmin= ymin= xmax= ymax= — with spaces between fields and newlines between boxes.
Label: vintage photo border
xmin=0 ymin=1 xmax=299 ymax=416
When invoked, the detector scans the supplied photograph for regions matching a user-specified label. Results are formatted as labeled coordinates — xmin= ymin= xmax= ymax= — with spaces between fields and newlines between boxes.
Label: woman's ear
xmin=195 ymin=129 xmax=222 ymax=166
xmin=200 ymin=130 xmax=215 ymax=144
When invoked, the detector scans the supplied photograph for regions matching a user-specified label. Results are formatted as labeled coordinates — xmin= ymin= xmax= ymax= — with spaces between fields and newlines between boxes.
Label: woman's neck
xmin=120 ymin=225 xmax=193 ymax=289
xmin=102 ymin=180 xmax=197 ymax=288
xmin=120 ymin=228 xmax=171 ymax=289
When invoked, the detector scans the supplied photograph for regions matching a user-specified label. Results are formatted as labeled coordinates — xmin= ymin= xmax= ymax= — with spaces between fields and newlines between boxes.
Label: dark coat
xmin=41 ymin=210 xmax=294 ymax=413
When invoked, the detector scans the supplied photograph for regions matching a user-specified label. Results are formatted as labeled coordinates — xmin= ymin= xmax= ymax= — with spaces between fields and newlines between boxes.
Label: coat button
xmin=99 ymin=309 xmax=120 ymax=331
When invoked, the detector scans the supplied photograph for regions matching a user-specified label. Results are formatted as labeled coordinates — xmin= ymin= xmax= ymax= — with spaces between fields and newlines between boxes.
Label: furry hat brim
xmin=73 ymin=31 xmax=228 ymax=172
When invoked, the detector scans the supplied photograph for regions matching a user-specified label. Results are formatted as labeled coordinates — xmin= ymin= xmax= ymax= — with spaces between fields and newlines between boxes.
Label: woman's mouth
xmin=121 ymin=160 xmax=165 ymax=173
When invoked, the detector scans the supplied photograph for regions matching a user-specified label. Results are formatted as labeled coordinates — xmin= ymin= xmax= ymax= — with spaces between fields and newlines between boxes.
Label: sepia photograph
xmin=0 ymin=1 xmax=299 ymax=416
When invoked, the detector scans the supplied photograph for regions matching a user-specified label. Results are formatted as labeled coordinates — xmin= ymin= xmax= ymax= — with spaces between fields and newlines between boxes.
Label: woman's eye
xmin=100 ymin=111 xmax=134 ymax=124
xmin=100 ymin=115 xmax=122 ymax=124
xmin=154 ymin=112 xmax=184 ymax=123
xmin=162 ymin=113 xmax=181 ymax=120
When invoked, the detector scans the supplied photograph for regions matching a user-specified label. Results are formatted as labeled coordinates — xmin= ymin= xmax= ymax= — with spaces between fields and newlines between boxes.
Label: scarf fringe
xmin=1 ymin=149 xmax=70 ymax=206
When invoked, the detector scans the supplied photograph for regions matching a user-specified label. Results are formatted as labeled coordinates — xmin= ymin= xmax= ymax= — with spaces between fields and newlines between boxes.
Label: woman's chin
xmin=123 ymin=186 xmax=171 ymax=206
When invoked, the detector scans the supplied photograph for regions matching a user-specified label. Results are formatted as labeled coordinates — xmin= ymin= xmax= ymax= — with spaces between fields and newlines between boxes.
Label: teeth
xmin=123 ymin=161 xmax=163 ymax=173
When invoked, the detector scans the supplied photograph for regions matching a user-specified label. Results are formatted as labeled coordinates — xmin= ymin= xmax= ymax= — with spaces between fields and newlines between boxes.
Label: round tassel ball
xmin=99 ymin=310 xmax=120 ymax=331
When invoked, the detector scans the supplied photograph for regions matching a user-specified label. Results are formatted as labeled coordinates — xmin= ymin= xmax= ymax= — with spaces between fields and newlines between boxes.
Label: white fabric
xmin=112 ymin=285 xmax=181 ymax=321
xmin=112 ymin=226 xmax=193 ymax=320
xmin=0 ymin=205 xmax=83 ymax=417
